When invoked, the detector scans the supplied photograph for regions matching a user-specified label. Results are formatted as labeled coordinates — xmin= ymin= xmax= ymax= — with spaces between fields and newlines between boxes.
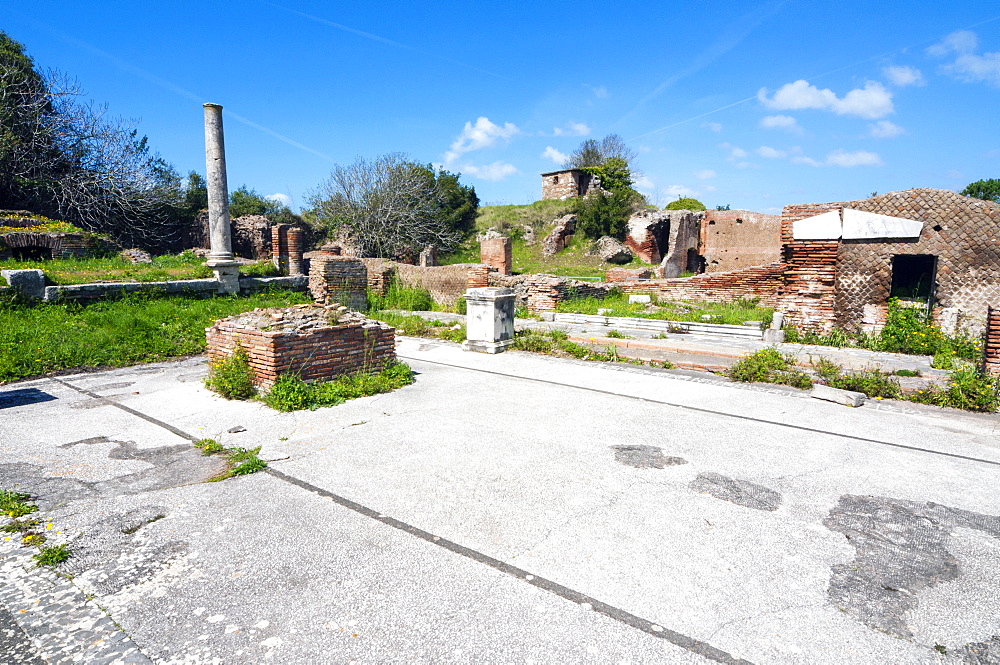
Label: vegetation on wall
xmin=665 ymin=197 xmax=707 ymax=211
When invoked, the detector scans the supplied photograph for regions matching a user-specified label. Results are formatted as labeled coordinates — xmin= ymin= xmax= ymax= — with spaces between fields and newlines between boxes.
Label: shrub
xmin=205 ymin=345 xmax=257 ymax=400
xmin=262 ymin=363 xmax=414 ymax=412
xmin=665 ymin=197 xmax=706 ymax=211
xmin=510 ymin=330 xmax=554 ymax=353
xmin=33 ymin=544 xmax=71 ymax=567
xmin=727 ymin=349 xmax=812 ymax=389
xmin=909 ymin=366 xmax=1000 ymax=412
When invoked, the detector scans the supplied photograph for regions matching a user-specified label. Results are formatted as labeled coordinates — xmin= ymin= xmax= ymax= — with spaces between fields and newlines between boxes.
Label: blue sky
xmin=3 ymin=0 xmax=998 ymax=214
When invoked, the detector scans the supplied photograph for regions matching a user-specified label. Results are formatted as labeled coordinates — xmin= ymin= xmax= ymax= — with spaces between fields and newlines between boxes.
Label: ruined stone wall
xmin=394 ymin=263 xmax=479 ymax=307
xmin=605 ymin=267 xmax=653 ymax=282
xmin=540 ymin=169 xmax=601 ymax=200
xmin=360 ymin=258 xmax=396 ymax=295
xmin=700 ymin=210 xmax=782 ymax=273
xmin=309 ymin=256 xmax=368 ymax=310
xmin=271 ymin=225 xmax=304 ymax=275
xmin=521 ymin=274 xmax=615 ymax=313
xmin=619 ymin=262 xmax=785 ymax=306
xmin=480 ymin=237 xmax=512 ymax=274
xmin=777 ymin=190 xmax=1000 ymax=335
xmin=659 ymin=211 xmax=702 ymax=278
xmin=835 ymin=190 xmax=1000 ymax=335
xmin=206 ymin=318 xmax=396 ymax=388
xmin=0 ymin=232 xmax=100 ymax=260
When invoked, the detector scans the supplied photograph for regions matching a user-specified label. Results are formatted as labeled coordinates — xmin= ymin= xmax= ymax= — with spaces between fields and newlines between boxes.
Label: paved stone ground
xmin=1 ymin=337 xmax=999 ymax=663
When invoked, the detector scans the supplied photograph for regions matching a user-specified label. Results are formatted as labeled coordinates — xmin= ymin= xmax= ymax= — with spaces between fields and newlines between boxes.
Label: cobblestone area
xmin=0 ymin=538 xmax=151 ymax=664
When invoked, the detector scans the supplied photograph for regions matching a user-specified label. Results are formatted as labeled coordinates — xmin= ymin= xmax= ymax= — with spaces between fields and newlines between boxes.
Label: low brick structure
xmin=522 ymin=274 xmax=614 ymax=313
xmin=480 ymin=237 xmax=512 ymax=274
xmin=0 ymin=231 xmax=104 ymax=260
xmin=467 ymin=264 xmax=490 ymax=289
xmin=206 ymin=304 xmax=396 ymax=388
xmin=700 ymin=209 xmax=782 ymax=273
xmin=605 ymin=267 xmax=653 ymax=282
xmin=618 ymin=262 xmax=785 ymax=306
xmin=309 ymin=255 xmax=368 ymax=310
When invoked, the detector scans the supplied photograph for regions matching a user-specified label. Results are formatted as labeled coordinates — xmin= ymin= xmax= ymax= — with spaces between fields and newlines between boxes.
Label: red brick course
xmin=618 ymin=262 xmax=785 ymax=306
xmin=480 ymin=237 xmax=512 ymax=275
xmin=983 ymin=305 xmax=1000 ymax=376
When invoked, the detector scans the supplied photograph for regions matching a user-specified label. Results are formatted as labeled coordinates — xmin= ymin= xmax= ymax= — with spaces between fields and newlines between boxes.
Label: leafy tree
xmin=0 ymin=31 xmax=184 ymax=250
xmin=565 ymin=134 xmax=638 ymax=174
xmin=565 ymin=139 xmax=644 ymax=240
xmin=665 ymin=197 xmax=706 ymax=211
xmin=307 ymin=153 xmax=477 ymax=258
xmin=960 ymin=179 xmax=1000 ymax=203
xmin=574 ymin=190 xmax=633 ymax=240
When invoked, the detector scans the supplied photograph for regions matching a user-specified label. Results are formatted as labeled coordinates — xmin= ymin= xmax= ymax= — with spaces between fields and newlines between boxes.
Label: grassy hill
xmin=441 ymin=200 xmax=649 ymax=278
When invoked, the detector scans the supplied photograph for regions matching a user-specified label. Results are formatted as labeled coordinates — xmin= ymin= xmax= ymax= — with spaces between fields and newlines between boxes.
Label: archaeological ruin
xmin=540 ymin=169 xmax=604 ymax=200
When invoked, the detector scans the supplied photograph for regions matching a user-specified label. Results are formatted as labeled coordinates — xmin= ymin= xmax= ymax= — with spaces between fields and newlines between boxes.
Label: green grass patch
xmin=194 ymin=439 xmax=269 ymax=481
xmin=727 ymin=349 xmax=812 ymax=389
xmin=261 ymin=362 xmax=414 ymax=412
xmin=907 ymin=365 xmax=1000 ymax=412
xmin=0 ymin=251 xmax=279 ymax=285
xmin=368 ymin=311 xmax=466 ymax=341
xmin=0 ymin=289 xmax=311 ymax=383
xmin=368 ymin=283 xmax=435 ymax=312
xmin=811 ymin=358 xmax=902 ymax=399
xmin=557 ymin=293 xmax=773 ymax=327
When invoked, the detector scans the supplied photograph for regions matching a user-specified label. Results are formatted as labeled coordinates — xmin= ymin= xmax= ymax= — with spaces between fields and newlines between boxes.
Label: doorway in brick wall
xmin=890 ymin=254 xmax=937 ymax=313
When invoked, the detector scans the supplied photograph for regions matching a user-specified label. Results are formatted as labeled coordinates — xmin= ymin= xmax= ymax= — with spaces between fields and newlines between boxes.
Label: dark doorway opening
xmin=686 ymin=248 xmax=706 ymax=275
xmin=11 ymin=246 xmax=50 ymax=261
xmin=890 ymin=254 xmax=936 ymax=302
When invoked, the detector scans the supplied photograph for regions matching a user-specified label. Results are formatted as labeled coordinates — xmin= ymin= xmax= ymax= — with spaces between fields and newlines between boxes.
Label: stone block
xmin=811 ymin=384 xmax=866 ymax=408
xmin=628 ymin=294 xmax=651 ymax=304
xmin=841 ymin=208 xmax=922 ymax=240
xmin=762 ymin=328 xmax=785 ymax=344
xmin=792 ymin=210 xmax=842 ymax=240
xmin=0 ymin=269 xmax=45 ymax=300
xmin=463 ymin=287 xmax=515 ymax=354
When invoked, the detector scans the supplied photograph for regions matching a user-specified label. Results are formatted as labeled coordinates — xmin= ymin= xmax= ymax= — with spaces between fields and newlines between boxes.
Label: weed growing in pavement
xmin=605 ymin=329 xmax=627 ymax=339
xmin=0 ymin=517 xmax=41 ymax=533
xmin=195 ymin=438 xmax=225 ymax=455
xmin=261 ymin=363 xmax=414 ymax=412
xmin=195 ymin=438 xmax=269 ymax=481
xmin=204 ymin=345 xmax=257 ymax=400
xmin=0 ymin=490 xmax=37 ymax=518
xmin=808 ymin=357 xmax=902 ymax=399
xmin=33 ymin=544 xmax=71 ymax=567
xmin=894 ymin=369 xmax=921 ymax=377
xmin=727 ymin=349 xmax=812 ymax=389
xmin=907 ymin=365 xmax=1000 ymax=412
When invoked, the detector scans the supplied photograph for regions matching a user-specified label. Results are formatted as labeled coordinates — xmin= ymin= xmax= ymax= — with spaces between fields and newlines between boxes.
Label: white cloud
xmin=757 ymin=80 xmax=894 ymax=119
xmin=633 ymin=176 xmax=655 ymax=192
xmin=638 ymin=145 xmax=652 ymax=153
xmin=265 ymin=193 xmax=292 ymax=207
xmin=757 ymin=146 xmax=786 ymax=159
xmin=791 ymin=155 xmax=824 ymax=167
xmin=703 ymin=122 xmax=723 ymax=133
xmin=869 ymin=120 xmax=905 ymax=138
xmin=457 ymin=161 xmax=518 ymax=181
xmin=826 ymin=150 xmax=883 ymax=167
xmin=694 ymin=169 xmax=716 ymax=180
xmin=663 ymin=185 xmax=698 ymax=198
xmin=592 ymin=86 xmax=608 ymax=98
xmin=883 ymin=65 xmax=925 ymax=87
xmin=444 ymin=117 xmax=520 ymax=162
xmin=928 ymin=30 xmax=1000 ymax=87
xmin=928 ymin=30 xmax=978 ymax=56
xmin=552 ymin=122 xmax=590 ymax=137
xmin=720 ymin=143 xmax=753 ymax=169
xmin=541 ymin=146 xmax=568 ymax=164
xmin=759 ymin=114 xmax=802 ymax=133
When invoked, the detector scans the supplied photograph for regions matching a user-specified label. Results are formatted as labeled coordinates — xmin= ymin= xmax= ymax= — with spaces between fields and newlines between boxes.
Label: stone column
xmin=203 ymin=103 xmax=240 ymax=294
xmin=463 ymin=287 xmax=515 ymax=354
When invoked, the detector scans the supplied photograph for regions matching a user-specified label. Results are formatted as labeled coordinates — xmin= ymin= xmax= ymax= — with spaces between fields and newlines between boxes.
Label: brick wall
xmin=0 ymin=232 xmax=93 ymax=259
xmin=309 ymin=256 xmax=368 ymax=310
xmin=982 ymin=306 xmax=1000 ymax=376
xmin=206 ymin=319 xmax=396 ymax=388
xmin=522 ymin=274 xmax=615 ymax=313
xmin=467 ymin=265 xmax=490 ymax=289
xmin=480 ymin=237 xmax=512 ymax=274
xmin=360 ymin=258 xmax=396 ymax=295
xmin=605 ymin=268 xmax=653 ymax=282
xmin=394 ymin=263 xmax=477 ymax=307
xmin=777 ymin=189 xmax=1000 ymax=335
xmin=700 ymin=209 xmax=782 ymax=273
xmin=619 ymin=262 xmax=785 ymax=306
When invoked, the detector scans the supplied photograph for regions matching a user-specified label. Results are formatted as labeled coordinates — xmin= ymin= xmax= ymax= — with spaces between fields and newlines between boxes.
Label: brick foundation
xmin=983 ymin=306 xmax=1000 ymax=376
xmin=271 ymin=225 xmax=305 ymax=276
xmin=619 ymin=262 xmax=785 ymax=306
xmin=206 ymin=311 xmax=396 ymax=388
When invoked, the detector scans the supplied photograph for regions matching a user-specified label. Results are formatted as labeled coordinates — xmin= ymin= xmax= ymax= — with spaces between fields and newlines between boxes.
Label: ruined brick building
xmin=776 ymin=188 xmax=1000 ymax=335
xmin=540 ymin=169 xmax=604 ymax=200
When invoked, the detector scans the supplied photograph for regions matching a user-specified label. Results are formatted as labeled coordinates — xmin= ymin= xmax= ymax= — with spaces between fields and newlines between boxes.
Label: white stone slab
xmin=628 ymin=295 xmax=651 ymax=304
xmin=841 ymin=208 xmax=922 ymax=240
xmin=811 ymin=384 xmax=866 ymax=408
xmin=792 ymin=210 xmax=842 ymax=240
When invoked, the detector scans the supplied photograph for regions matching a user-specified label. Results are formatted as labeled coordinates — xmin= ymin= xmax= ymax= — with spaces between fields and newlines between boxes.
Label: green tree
xmin=0 ymin=31 xmax=184 ymax=250
xmin=565 ymin=134 xmax=638 ymax=174
xmin=961 ymin=179 xmax=1000 ymax=203
xmin=565 ymin=138 xmax=645 ymax=240
xmin=574 ymin=189 xmax=633 ymax=240
xmin=665 ymin=197 xmax=706 ymax=211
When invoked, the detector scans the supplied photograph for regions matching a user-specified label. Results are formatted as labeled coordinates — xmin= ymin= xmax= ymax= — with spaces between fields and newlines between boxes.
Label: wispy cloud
xmin=694 ymin=169 xmax=716 ymax=179
xmin=456 ymin=161 xmax=518 ymax=181
xmin=883 ymin=65 xmax=925 ymax=87
xmin=791 ymin=149 xmax=883 ymax=168
xmin=552 ymin=122 xmax=591 ymax=137
xmin=266 ymin=193 xmax=292 ymax=206
xmin=869 ymin=120 xmax=905 ymax=138
xmin=928 ymin=30 xmax=1000 ymax=87
xmin=444 ymin=117 xmax=520 ymax=163
xmin=265 ymin=2 xmax=510 ymax=80
xmin=720 ymin=143 xmax=754 ymax=169
xmin=757 ymin=145 xmax=787 ymax=159
xmin=758 ymin=80 xmax=894 ymax=119
xmin=541 ymin=146 xmax=568 ymax=164
xmin=759 ymin=114 xmax=802 ymax=133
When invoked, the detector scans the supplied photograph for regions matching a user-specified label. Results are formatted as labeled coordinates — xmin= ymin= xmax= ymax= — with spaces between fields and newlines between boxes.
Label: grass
xmin=33 ymin=544 xmax=71 ymax=567
xmin=440 ymin=200 xmax=652 ymax=278
xmin=557 ymin=293 xmax=774 ymax=327
xmin=194 ymin=438 xmax=269 ymax=481
xmin=204 ymin=345 xmax=257 ymax=400
xmin=509 ymin=328 xmax=651 ymax=365
xmin=0 ymin=489 xmax=71 ymax=567
xmin=0 ymin=490 xmax=37 ymax=518
xmin=368 ymin=310 xmax=466 ymax=342
xmin=261 ymin=362 xmax=414 ymax=412
xmin=0 ymin=250 xmax=279 ymax=285
xmin=0 ymin=289 xmax=312 ymax=383
xmin=726 ymin=349 xmax=813 ymax=389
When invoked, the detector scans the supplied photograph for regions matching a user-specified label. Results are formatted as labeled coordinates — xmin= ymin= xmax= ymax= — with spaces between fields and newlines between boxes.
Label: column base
xmin=462 ymin=339 xmax=513 ymax=354
xmin=206 ymin=260 xmax=241 ymax=294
